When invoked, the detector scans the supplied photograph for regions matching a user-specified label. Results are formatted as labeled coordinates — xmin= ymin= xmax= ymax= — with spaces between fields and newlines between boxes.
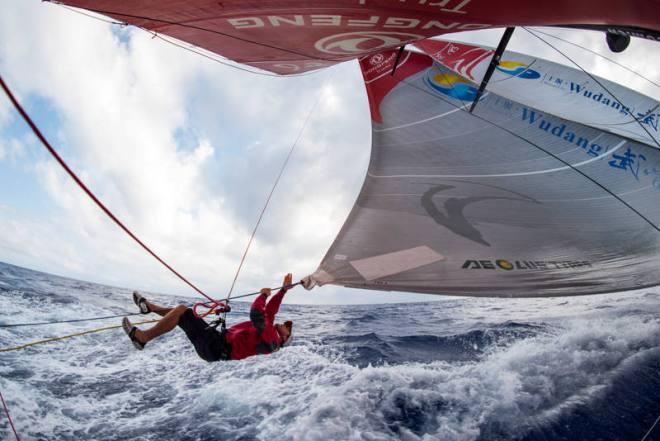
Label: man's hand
xmin=282 ymin=273 xmax=293 ymax=289
xmin=260 ymin=288 xmax=272 ymax=297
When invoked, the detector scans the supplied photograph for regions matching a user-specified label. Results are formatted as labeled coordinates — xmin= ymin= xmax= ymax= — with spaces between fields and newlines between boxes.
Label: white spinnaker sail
xmin=415 ymin=39 xmax=660 ymax=148
xmin=307 ymin=48 xmax=660 ymax=297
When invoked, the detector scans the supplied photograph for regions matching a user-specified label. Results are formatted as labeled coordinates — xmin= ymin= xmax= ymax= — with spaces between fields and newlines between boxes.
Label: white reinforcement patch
xmin=349 ymin=246 xmax=444 ymax=281
xmin=309 ymin=269 xmax=334 ymax=285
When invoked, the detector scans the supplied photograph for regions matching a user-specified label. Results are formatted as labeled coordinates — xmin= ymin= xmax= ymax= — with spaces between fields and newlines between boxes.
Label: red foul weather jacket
xmin=224 ymin=288 xmax=286 ymax=360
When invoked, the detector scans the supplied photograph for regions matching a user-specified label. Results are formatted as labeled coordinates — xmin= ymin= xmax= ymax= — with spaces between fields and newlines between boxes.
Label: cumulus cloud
xmin=0 ymin=1 xmax=656 ymax=304
xmin=0 ymin=0 xmax=379 ymax=302
xmin=0 ymin=94 xmax=10 ymax=127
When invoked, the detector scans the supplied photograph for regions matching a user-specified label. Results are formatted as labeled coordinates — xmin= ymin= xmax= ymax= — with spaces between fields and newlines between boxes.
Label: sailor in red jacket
xmin=122 ymin=273 xmax=294 ymax=362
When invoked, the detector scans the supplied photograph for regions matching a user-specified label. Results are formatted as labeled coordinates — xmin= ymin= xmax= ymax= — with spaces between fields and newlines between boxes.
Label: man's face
xmin=276 ymin=323 xmax=291 ymax=344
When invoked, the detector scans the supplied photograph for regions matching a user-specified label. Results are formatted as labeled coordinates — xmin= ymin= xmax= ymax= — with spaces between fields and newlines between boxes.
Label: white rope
xmin=641 ymin=415 xmax=660 ymax=441
xmin=225 ymin=71 xmax=334 ymax=302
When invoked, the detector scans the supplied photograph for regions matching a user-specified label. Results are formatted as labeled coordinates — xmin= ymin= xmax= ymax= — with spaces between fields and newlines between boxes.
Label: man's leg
xmin=144 ymin=300 xmax=174 ymax=317
xmin=135 ymin=304 xmax=187 ymax=344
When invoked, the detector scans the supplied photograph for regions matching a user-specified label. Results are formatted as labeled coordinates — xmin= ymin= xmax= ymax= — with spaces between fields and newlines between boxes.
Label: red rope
xmin=0 ymin=75 xmax=216 ymax=303
xmin=0 ymin=391 xmax=20 ymax=441
xmin=192 ymin=300 xmax=231 ymax=319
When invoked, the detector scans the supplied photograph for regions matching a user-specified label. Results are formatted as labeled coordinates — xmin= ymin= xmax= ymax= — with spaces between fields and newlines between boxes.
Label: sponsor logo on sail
xmin=423 ymin=42 xmax=493 ymax=81
xmin=496 ymin=61 xmax=540 ymax=79
xmin=422 ymin=182 xmax=540 ymax=247
xmin=462 ymin=259 xmax=591 ymax=270
xmin=495 ymin=259 xmax=514 ymax=270
xmin=548 ymin=80 xmax=657 ymax=134
xmin=520 ymin=107 xmax=605 ymax=157
xmin=424 ymin=71 xmax=477 ymax=100
xmin=568 ymin=82 xmax=633 ymax=116
xmin=315 ymin=31 xmax=424 ymax=55
xmin=369 ymin=54 xmax=385 ymax=65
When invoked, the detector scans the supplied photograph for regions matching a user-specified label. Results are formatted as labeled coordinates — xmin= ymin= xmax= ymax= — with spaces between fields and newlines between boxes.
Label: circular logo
xmin=496 ymin=259 xmax=514 ymax=270
xmin=369 ymin=54 xmax=385 ymax=65
xmin=496 ymin=61 xmax=541 ymax=79
xmin=315 ymin=31 xmax=425 ymax=55
xmin=425 ymin=71 xmax=478 ymax=101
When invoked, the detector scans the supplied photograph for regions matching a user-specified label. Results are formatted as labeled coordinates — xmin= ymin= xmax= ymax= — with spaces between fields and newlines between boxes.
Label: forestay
xmin=307 ymin=48 xmax=660 ymax=297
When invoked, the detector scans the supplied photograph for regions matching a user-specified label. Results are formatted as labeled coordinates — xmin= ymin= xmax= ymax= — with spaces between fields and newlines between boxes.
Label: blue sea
xmin=0 ymin=261 xmax=658 ymax=440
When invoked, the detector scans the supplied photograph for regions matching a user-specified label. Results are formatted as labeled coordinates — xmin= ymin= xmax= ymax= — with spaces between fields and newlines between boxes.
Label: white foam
xmin=1 ymin=271 xmax=658 ymax=440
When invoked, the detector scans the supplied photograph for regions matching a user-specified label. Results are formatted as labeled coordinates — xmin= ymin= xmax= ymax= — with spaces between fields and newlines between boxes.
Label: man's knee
xmin=174 ymin=304 xmax=188 ymax=315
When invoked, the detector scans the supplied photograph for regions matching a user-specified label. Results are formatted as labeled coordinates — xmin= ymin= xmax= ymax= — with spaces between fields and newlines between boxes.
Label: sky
xmin=0 ymin=1 xmax=658 ymax=304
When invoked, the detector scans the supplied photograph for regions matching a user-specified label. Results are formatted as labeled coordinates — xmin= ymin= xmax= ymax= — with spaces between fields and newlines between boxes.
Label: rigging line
xmin=529 ymin=27 xmax=660 ymax=90
xmin=0 ymin=75 xmax=216 ymax=304
xmin=0 ymin=319 xmax=159 ymax=353
xmin=577 ymin=103 xmax=660 ymax=128
xmin=0 ymin=391 xmax=20 ymax=441
xmin=45 ymin=2 xmax=347 ymax=64
xmin=225 ymin=73 xmax=333 ymax=302
xmin=151 ymin=33 xmax=324 ymax=78
xmin=641 ymin=415 xmax=660 ymax=441
xmin=522 ymin=27 xmax=660 ymax=149
xmin=0 ymin=282 xmax=300 ymax=328
xmin=56 ymin=3 xmax=124 ymax=25
xmin=0 ymin=312 xmax=142 ymax=328
xmin=53 ymin=2 xmax=323 ymax=78
xmin=399 ymin=78 xmax=660 ymax=233
xmin=0 ymin=284 xmax=302 ymax=350
xmin=488 ymin=59 xmax=540 ymax=85
xmin=470 ymin=26 xmax=515 ymax=113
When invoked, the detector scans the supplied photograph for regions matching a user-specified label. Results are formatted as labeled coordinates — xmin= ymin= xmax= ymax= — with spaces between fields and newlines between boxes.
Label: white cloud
xmin=0 ymin=0 xmax=374 ymax=302
xmin=0 ymin=2 xmax=656 ymax=304
xmin=0 ymin=93 xmax=11 ymax=127
xmin=0 ymin=137 xmax=25 ymax=163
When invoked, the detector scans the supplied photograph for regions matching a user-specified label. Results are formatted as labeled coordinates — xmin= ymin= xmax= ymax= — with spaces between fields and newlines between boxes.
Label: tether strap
xmin=193 ymin=301 xmax=231 ymax=319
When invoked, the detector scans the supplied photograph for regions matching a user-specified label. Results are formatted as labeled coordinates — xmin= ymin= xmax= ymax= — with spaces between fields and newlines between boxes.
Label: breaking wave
xmin=0 ymin=262 xmax=658 ymax=440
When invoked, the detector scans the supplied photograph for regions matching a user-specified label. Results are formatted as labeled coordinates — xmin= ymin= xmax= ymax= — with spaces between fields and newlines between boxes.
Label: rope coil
xmin=192 ymin=301 xmax=231 ymax=319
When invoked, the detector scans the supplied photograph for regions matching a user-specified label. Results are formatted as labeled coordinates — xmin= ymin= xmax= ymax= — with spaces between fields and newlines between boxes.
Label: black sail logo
xmin=421 ymin=182 xmax=539 ymax=246
xmin=462 ymin=259 xmax=592 ymax=270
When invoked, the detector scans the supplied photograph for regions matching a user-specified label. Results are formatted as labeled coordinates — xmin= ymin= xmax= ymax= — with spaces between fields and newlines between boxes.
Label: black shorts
xmin=178 ymin=309 xmax=231 ymax=362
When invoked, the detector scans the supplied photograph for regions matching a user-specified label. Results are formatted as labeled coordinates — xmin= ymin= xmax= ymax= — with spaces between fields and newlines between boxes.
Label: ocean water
xmin=0 ymin=261 xmax=658 ymax=441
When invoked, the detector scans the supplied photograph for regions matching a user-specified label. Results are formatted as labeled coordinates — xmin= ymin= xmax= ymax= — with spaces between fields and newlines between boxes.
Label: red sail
xmin=58 ymin=0 xmax=660 ymax=74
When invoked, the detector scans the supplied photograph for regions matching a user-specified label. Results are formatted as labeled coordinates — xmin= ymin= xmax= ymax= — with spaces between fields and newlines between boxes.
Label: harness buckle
xmin=205 ymin=316 xmax=226 ymax=331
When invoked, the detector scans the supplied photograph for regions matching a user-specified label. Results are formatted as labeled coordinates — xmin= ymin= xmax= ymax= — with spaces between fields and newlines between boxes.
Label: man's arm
xmin=265 ymin=273 xmax=292 ymax=323
xmin=249 ymin=288 xmax=269 ymax=334
xmin=265 ymin=289 xmax=285 ymax=323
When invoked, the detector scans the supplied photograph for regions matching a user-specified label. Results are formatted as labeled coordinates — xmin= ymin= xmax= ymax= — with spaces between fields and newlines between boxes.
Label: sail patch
xmin=349 ymin=246 xmax=444 ymax=281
